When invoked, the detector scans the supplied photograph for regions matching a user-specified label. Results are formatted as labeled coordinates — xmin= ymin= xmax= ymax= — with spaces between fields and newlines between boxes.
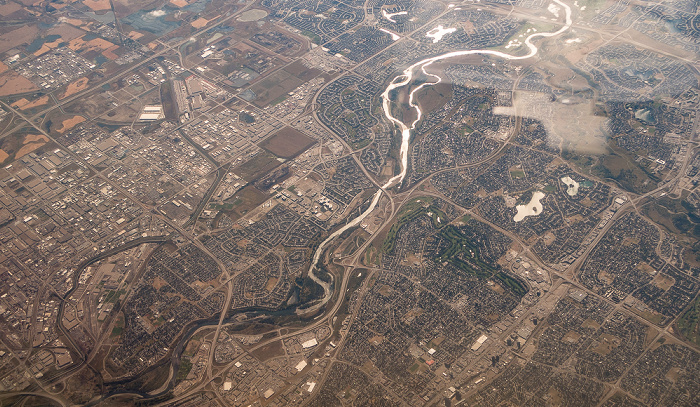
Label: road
xmin=15 ymin=1 xmax=255 ymax=126
xmin=7 ymin=0 xmax=700 ymax=404
xmin=302 ymin=0 xmax=573 ymax=314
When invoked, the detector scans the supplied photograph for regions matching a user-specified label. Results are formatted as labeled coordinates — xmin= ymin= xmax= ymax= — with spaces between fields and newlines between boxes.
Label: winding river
xmin=304 ymin=0 xmax=572 ymax=312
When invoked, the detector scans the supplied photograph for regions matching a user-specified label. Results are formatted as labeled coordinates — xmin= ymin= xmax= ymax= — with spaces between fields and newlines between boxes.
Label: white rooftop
xmin=295 ymin=360 xmax=308 ymax=372
xmin=471 ymin=334 xmax=488 ymax=351
xmin=301 ymin=338 xmax=318 ymax=348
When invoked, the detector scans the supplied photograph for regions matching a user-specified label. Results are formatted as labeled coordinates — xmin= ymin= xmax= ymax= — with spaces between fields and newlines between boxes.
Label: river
xmin=303 ymin=0 xmax=573 ymax=312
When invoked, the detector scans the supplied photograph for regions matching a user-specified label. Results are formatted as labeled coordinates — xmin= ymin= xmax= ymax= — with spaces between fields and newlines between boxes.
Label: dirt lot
xmin=652 ymin=273 xmax=675 ymax=291
xmin=60 ymin=77 xmax=90 ymax=99
xmin=265 ymin=277 xmax=278 ymax=292
xmin=259 ymin=126 xmax=316 ymax=159
xmin=591 ymin=333 xmax=621 ymax=355
xmin=83 ymin=0 xmax=111 ymax=11
xmin=191 ymin=17 xmax=214 ymax=29
xmin=0 ymin=132 xmax=31 ymax=164
xmin=12 ymin=95 xmax=49 ymax=111
xmin=69 ymin=36 xmax=114 ymax=53
xmin=100 ymin=103 xmax=140 ymax=123
xmin=56 ymin=115 xmax=86 ymax=133
xmin=16 ymin=134 xmax=49 ymax=159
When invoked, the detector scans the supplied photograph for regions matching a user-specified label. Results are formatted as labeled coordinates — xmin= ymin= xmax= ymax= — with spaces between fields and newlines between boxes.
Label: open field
xmin=0 ymin=2 xmax=21 ymax=16
xmin=235 ymin=151 xmax=282 ymax=182
xmin=16 ymin=135 xmax=49 ymax=159
xmin=56 ymin=115 xmax=86 ymax=133
xmin=0 ymin=71 xmax=39 ymax=96
xmin=60 ymin=77 xmax=90 ymax=99
xmin=0 ymin=25 xmax=38 ymax=54
xmin=218 ymin=185 xmax=269 ymax=221
xmin=592 ymin=144 xmax=659 ymax=194
xmin=0 ymin=130 xmax=50 ymax=165
xmin=414 ymin=78 xmax=452 ymax=116
xmin=82 ymin=0 xmax=111 ymax=11
xmin=12 ymin=95 xmax=50 ymax=111
xmin=283 ymin=60 xmax=322 ymax=82
xmin=259 ymin=126 xmax=316 ymax=159
xmin=677 ymin=294 xmax=700 ymax=347
xmin=251 ymin=340 xmax=285 ymax=361
xmin=249 ymin=68 xmax=304 ymax=108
